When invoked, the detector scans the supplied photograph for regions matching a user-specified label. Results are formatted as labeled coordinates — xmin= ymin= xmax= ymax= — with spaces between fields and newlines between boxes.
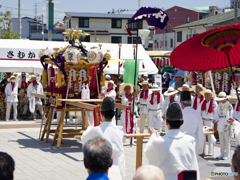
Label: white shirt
xmin=147 ymin=93 xmax=164 ymax=111
xmin=81 ymin=122 xmax=125 ymax=180
xmin=138 ymin=89 xmax=152 ymax=114
xmin=5 ymin=82 xmax=18 ymax=102
xmin=233 ymin=121 xmax=240 ymax=144
xmin=181 ymin=107 xmax=204 ymax=154
xmin=121 ymin=93 xmax=138 ymax=112
xmin=27 ymin=82 xmax=43 ymax=105
xmin=199 ymin=99 xmax=218 ymax=120
xmin=233 ymin=102 xmax=240 ymax=121
xmin=162 ymin=95 xmax=177 ymax=115
xmin=214 ymin=101 xmax=233 ymax=132
xmin=144 ymin=129 xmax=199 ymax=180
xmin=102 ymin=88 xmax=116 ymax=100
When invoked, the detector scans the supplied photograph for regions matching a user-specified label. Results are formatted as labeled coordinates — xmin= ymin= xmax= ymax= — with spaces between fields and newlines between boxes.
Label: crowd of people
xmin=0 ymin=72 xmax=44 ymax=121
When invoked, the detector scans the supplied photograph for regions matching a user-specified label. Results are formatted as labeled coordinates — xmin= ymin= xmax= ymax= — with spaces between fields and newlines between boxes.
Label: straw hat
xmin=139 ymin=80 xmax=149 ymax=86
xmin=18 ymin=89 xmax=26 ymax=96
xmin=192 ymin=84 xmax=206 ymax=93
xmin=200 ymin=89 xmax=216 ymax=98
xmin=150 ymin=84 xmax=161 ymax=91
xmin=138 ymin=78 xmax=144 ymax=82
xmin=163 ymin=87 xmax=178 ymax=96
xmin=177 ymin=84 xmax=193 ymax=91
xmin=107 ymin=80 xmax=116 ymax=87
xmin=143 ymin=74 xmax=148 ymax=77
xmin=120 ymin=83 xmax=134 ymax=94
xmin=215 ymin=92 xmax=231 ymax=101
xmin=7 ymin=75 xmax=18 ymax=82
xmin=30 ymin=75 xmax=39 ymax=80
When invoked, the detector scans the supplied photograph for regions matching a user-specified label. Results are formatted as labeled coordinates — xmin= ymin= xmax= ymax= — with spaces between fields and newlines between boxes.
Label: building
xmin=153 ymin=6 xmax=223 ymax=51
xmin=12 ymin=17 xmax=64 ymax=41
xmin=173 ymin=9 xmax=238 ymax=48
xmin=63 ymin=12 xmax=149 ymax=45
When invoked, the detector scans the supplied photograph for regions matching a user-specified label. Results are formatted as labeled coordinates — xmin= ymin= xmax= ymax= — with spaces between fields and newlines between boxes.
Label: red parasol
xmin=170 ymin=24 xmax=240 ymax=103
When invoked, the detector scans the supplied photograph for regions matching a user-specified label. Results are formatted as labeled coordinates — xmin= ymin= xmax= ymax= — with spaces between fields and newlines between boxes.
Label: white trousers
xmin=149 ymin=110 xmax=162 ymax=132
xmin=34 ymin=104 xmax=43 ymax=116
xmin=139 ymin=113 xmax=150 ymax=133
xmin=69 ymin=115 xmax=82 ymax=123
xmin=203 ymin=120 xmax=214 ymax=154
xmin=219 ymin=131 xmax=230 ymax=156
xmin=22 ymin=104 xmax=28 ymax=115
xmin=6 ymin=102 xmax=18 ymax=120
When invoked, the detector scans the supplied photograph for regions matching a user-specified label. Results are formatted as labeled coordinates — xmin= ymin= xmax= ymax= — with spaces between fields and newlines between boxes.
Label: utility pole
xmin=42 ymin=14 xmax=44 ymax=41
xmin=18 ymin=0 xmax=21 ymax=38
xmin=234 ymin=0 xmax=238 ymax=24
xmin=35 ymin=3 xmax=37 ymax=19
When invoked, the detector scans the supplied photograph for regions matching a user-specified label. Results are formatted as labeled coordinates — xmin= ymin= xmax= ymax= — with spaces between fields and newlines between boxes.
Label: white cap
xmin=144 ymin=74 xmax=148 ymax=77
xmin=105 ymin=74 xmax=111 ymax=80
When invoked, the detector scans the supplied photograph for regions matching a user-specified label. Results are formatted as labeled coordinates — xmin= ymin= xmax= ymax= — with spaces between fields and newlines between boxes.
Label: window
xmin=215 ymin=11 xmax=218 ymax=15
xmin=111 ymin=36 xmax=122 ymax=43
xmin=128 ymin=21 xmax=143 ymax=30
xmin=170 ymin=39 xmax=173 ymax=48
xmin=186 ymin=34 xmax=188 ymax=40
xmin=127 ymin=37 xmax=142 ymax=44
xmin=177 ymin=31 xmax=182 ymax=42
xmin=69 ymin=19 xmax=71 ymax=28
xmin=165 ymin=40 xmax=167 ymax=47
xmin=112 ymin=19 xmax=122 ymax=28
xmin=186 ymin=16 xmax=190 ymax=23
xmin=128 ymin=37 xmax=132 ymax=44
xmin=79 ymin=18 xmax=89 ymax=27
xmin=30 ymin=25 xmax=42 ymax=33
xmin=164 ymin=29 xmax=167 ymax=33
xmin=81 ymin=36 xmax=90 ymax=42
xmin=189 ymin=34 xmax=192 ymax=38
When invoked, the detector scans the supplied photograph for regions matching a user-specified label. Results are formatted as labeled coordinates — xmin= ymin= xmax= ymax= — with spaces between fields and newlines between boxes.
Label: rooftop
xmin=65 ymin=12 xmax=134 ymax=19
xmin=173 ymin=9 xmax=236 ymax=29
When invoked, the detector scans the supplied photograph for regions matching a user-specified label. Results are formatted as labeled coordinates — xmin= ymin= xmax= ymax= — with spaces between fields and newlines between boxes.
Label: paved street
xmin=0 ymin=119 xmax=236 ymax=180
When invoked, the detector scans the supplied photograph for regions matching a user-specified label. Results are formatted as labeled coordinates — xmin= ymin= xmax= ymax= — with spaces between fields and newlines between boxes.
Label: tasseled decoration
xmin=142 ymin=61 xmax=145 ymax=69
xmin=124 ymin=25 xmax=132 ymax=36
xmin=107 ymin=65 xmax=109 ymax=68
xmin=119 ymin=62 xmax=123 ymax=67
xmin=154 ymin=26 xmax=159 ymax=30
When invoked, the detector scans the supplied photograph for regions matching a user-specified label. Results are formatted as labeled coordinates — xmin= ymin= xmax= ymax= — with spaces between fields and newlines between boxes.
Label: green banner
xmin=123 ymin=59 xmax=141 ymax=87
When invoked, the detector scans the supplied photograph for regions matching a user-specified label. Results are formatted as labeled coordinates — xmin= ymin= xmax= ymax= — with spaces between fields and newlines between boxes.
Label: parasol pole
xmin=95 ymin=67 xmax=100 ymax=99
xmin=116 ymin=43 xmax=122 ymax=125
xmin=227 ymin=55 xmax=240 ymax=106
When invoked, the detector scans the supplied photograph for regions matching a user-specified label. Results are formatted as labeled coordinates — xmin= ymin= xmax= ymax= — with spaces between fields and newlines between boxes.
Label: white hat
xmin=30 ymin=75 xmax=39 ymax=80
xmin=192 ymin=84 xmax=206 ymax=93
xmin=107 ymin=80 xmax=116 ymax=87
xmin=163 ymin=87 xmax=178 ymax=96
xmin=215 ymin=92 xmax=230 ymax=101
xmin=151 ymin=84 xmax=161 ymax=91
xmin=139 ymin=80 xmax=149 ymax=86
xmin=7 ymin=75 xmax=18 ymax=82
xmin=105 ymin=74 xmax=111 ymax=81
xmin=177 ymin=84 xmax=193 ymax=91
xmin=120 ymin=83 xmax=134 ymax=94
xmin=200 ymin=89 xmax=216 ymax=98
xmin=143 ymin=74 xmax=148 ymax=77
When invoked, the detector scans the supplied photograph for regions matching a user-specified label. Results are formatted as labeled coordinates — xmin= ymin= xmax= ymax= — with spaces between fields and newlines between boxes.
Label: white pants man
xmin=219 ymin=130 xmax=230 ymax=158
xmin=33 ymin=104 xmax=44 ymax=118
xmin=149 ymin=110 xmax=162 ymax=132
xmin=140 ymin=112 xmax=150 ymax=133
xmin=203 ymin=120 xmax=214 ymax=155
xmin=6 ymin=102 xmax=18 ymax=120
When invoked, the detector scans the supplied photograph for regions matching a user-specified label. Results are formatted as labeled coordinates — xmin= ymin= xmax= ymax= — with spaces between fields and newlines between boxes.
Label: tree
xmin=0 ymin=11 xmax=21 ymax=39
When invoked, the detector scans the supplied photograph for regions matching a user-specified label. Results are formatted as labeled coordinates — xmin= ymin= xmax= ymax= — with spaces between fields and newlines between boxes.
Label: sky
xmin=0 ymin=0 xmax=231 ymax=23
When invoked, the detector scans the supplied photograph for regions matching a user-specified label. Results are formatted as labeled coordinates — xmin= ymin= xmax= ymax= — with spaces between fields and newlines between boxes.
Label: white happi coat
xmin=199 ymin=100 xmax=218 ymax=124
xmin=27 ymin=83 xmax=43 ymax=105
xmin=81 ymin=121 xmax=125 ymax=180
xmin=233 ymin=121 xmax=240 ymax=144
xmin=144 ymin=129 xmax=200 ymax=180
xmin=5 ymin=82 xmax=18 ymax=102
xmin=191 ymin=96 xmax=205 ymax=110
xmin=102 ymin=88 xmax=116 ymax=100
xmin=233 ymin=102 xmax=240 ymax=121
xmin=162 ymin=95 xmax=177 ymax=115
xmin=181 ymin=107 xmax=204 ymax=154
xmin=138 ymin=89 xmax=152 ymax=114
xmin=214 ymin=101 xmax=233 ymax=132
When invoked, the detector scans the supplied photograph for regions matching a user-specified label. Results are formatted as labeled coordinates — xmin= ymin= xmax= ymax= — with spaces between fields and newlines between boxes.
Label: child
xmin=18 ymin=89 xmax=29 ymax=120
xmin=214 ymin=92 xmax=233 ymax=160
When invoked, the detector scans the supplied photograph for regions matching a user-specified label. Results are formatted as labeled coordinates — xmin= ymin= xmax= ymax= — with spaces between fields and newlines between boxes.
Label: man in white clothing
xmin=81 ymin=97 xmax=125 ymax=180
xmin=192 ymin=84 xmax=205 ymax=110
xmin=214 ymin=92 xmax=233 ymax=160
xmin=101 ymin=80 xmax=116 ymax=100
xmin=145 ymin=100 xmax=199 ymax=180
xmin=147 ymin=85 xmax=164 ymax=132
xmin=5 ymin=76 xmax=19 ymax=121
xmin=27 ymin=75 xmax=45 ymax=120
xmin=139 ymin=81 xmax=152 ymax=133
xmin=176 ymin=84 xmax=194 ymax=107
xmin=199 ymin=89 xmax=217 ymax=156
xmin=180 ymin=91 xmax=204 ymax=154
xmin=227 ymin=118 xmax=240 ymax=148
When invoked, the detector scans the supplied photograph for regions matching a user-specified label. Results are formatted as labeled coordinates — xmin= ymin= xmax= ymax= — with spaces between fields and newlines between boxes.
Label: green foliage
xmin=0 ymin=11 xmax=21 ymax=39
